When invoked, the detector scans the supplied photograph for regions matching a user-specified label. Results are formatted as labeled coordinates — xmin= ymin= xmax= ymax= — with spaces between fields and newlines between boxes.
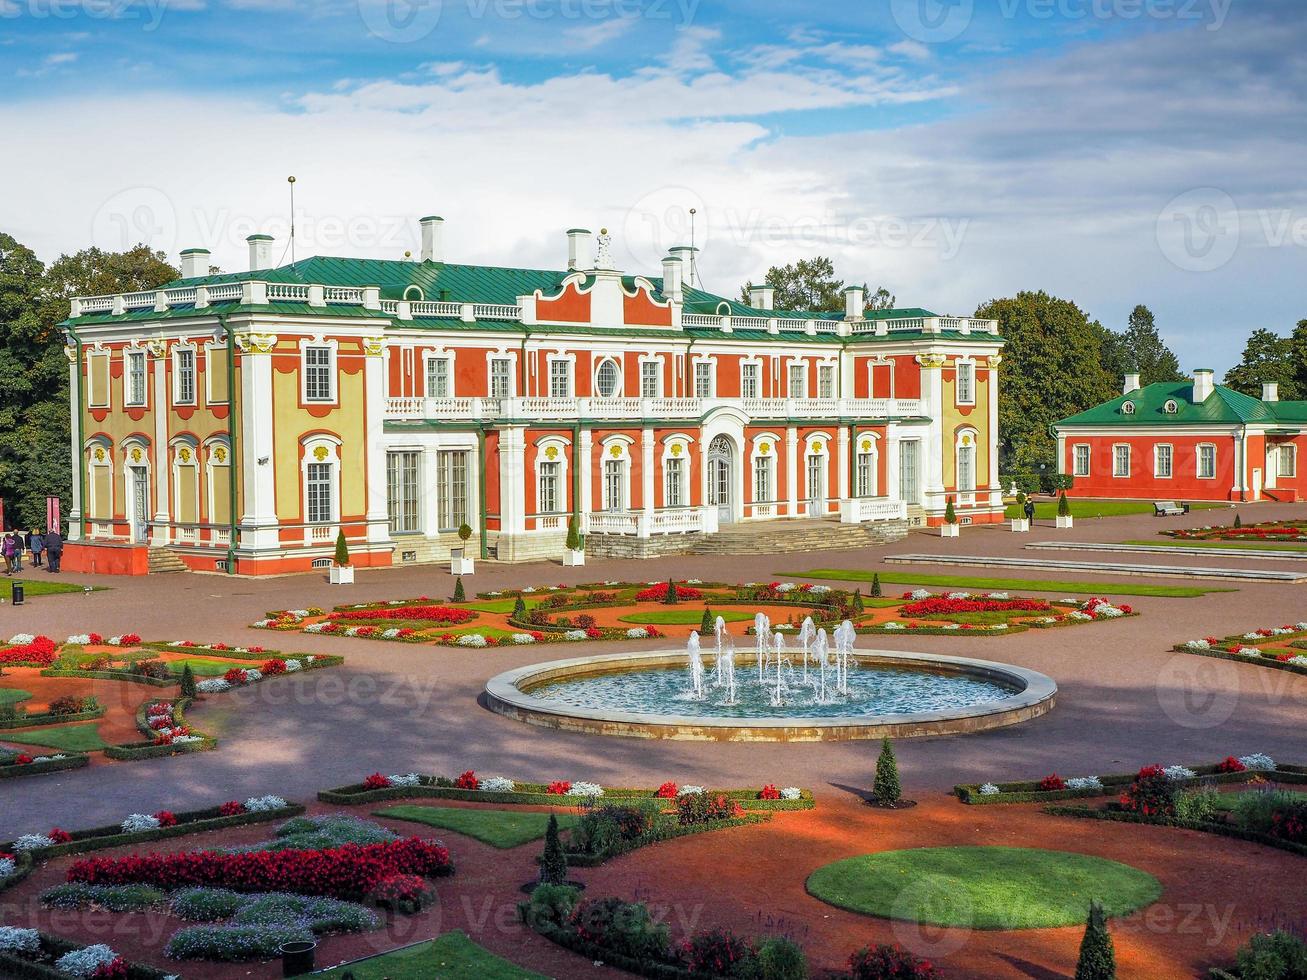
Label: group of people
xmin=2 ymin=528 xmax=63 ymax=574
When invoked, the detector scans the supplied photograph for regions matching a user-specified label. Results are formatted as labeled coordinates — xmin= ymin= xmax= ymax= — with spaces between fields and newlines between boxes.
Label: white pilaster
xmin=363 ymin=338 xmax=389 ymax=544
xmin=837 ymin=427 xmax=850 ymax=504
xmin=579 ymin=429 xmax=593 ymax=517
xmin=500 ymin=426 xmax=527 ymax=535
xmin=885 ymin=423 xmax=901 ymax=504
xmin=238 ymin=333 xmax=280 ymax=550
xmin=641 ymin=428 xmax=655 ymax=517
xmin=66 ymin=348 xmax=83 ymax=541
xmin=919 ymin=355 xmax=947 ymax=515
xmin=786 ymin=426 xmax=799 ymax=517
xmin=151 ymin=344 xmax=171 ymax=544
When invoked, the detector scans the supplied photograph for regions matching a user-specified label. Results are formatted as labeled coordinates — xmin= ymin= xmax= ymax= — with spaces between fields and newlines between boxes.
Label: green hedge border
xmin=520 ymin=918 xmax=718 ymax=980
xmin=563 ymin=812 xmax=771 ymax=868
xmin=141 ymin=640 xmax=290 ymax=661
xmin=102 ymin=696 xmax=216 ymax=760
xmin=38 ymin=668 xmax=175 ymax=687
xmin=0 ymin=931 xmax=172 ymax=980
xmin=1044 ymin=805 xmax=1307 ymax=858
xmin=0 ymin=705 xmax=105 ymax=729
xmin=1173 ymin=644 xmax=1307 ymax=678
xmin=0 ymin=753 xmax=89 ymax=780
xmin=955 ymin=762 xmax=1307 ymax=805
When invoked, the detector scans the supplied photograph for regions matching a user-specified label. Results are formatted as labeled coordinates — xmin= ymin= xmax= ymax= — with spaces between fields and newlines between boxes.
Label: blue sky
xmin=1 ymin=0 xmax=1302 ymax=374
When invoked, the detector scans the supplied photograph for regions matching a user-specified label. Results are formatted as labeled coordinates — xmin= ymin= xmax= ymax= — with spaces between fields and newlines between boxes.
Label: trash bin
xmin=11 ymin=583 xmax=24 ymax=606
xmin=279 ymin=940 xmax=317 ymax=977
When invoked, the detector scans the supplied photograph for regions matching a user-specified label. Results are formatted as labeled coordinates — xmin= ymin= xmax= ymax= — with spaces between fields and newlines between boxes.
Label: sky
xmin=1 ymin=0 xmax=1304 ymax=374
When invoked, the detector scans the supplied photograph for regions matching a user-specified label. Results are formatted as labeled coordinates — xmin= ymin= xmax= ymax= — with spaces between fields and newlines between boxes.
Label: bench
xmin=1153 ymin=501 xmax=1190 ymax=517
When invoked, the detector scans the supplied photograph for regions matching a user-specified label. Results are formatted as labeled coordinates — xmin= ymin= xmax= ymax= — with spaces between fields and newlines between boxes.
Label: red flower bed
xmin=0 ymin=635 xmax=57 ymax=666
xmin=634 ymin=582 xmax=703 ymax=602
xmin=261 ymin=658 xmax=287 ymax=675
xmin=48 ymin=828 xmax=72 ymax=844
xmin=900 ymin=597 xmax=1050 ymax=617
xmin=1038 ymin=774 xmax=1066 ymax=792
xmin=223 ymin=668 xmax=249 ymax=685
xmin=329 ymin=605 xmax=476 ymax=625
xmin=1119 ymin=765 xmax=1178 ymax=817
xmin=67 ymin=837 xmax=451 ymax=899
xmin=546 ymin=781 xmax=572 ymax=795
xmin=91 ymin=957 xmax=129 ymax=979
xmin=848 ymin=944 xmax=941 ymax=980
xmin=656 ymin=781 xmax=679 ymax=799
xmin=454 ymin=770 xmax=479 ymax=790
xmin=155 ymin=811 xmax=178 ymax=828
xmin=758 ymin=784 xmax=781 ymax=800
xmin=1215 ymin=756 xmax=1247 ymax=773
xmin=363 ymin=773 xmax=392 ymax=790
xmin=14 ymin=754 xmax=33 ymax=765
xmin=218 ymin=801 xmax=245 ymax=817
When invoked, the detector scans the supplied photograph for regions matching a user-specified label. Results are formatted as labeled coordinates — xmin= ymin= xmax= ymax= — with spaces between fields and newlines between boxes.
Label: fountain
xmin=687 ymin=630 xmax=705 ymax=700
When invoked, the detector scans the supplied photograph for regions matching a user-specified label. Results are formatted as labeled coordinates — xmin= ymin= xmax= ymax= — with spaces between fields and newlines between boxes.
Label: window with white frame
xmin=788 ymin=362 xmax=807 ymax=399
xmin=304 ymin=346 xmax=333 ymax=402
xmin=425 ymin=355 xmax=451 ymax=398
xmin=603 ymin=458 xmax=626 ymax=511
xmin=1155 ymin=444 xmax=1173 ymax=478
xmin=818 ymin=364 xmax=835 ymax=399
xmin=437 ymin=450 xmax=470 ymax=530
xmin=753 ymin=454 xmax=774 ymax=502
xmin=664 ymin=456 xmax=686 ymax=507
xmin=693 ymin=360 xmax=713 ymax=398
xmin=957 ymin=442 xmax=976 ymax=492
xmin=641 ymin=360 xmax=660 ymax=398
xmin=386 ymin=451 xmax=420 ymax=533
xmin=538 ymin=460 xmax=561 ymax=514
xmin=1279 ymin=444 xmax=1297 ymax=478
xmin=856 ymin=447 xmax=876 ymax=497
xmin=306 ymin=462 xmax=333 ymax=524
xmin=174 ymin=348 xmax=196 ymax=405
xmin=956 ymin=361 xmax=975 ymax=404
xmin=1113 ymin=444 xmax=1131 ymax=477
xmin=741 ymin=362 xmax=760 ymax=400
xmin=1073 ymin=444 xmax=1091 ymax=477
xmin=1197 ymin=444 xmax=1216 ymax=479
xmin=548 ymin=358 xmax=572 ymax=398
xmin=595 ymin=358 xmax=621 ymax=398
xmin=490 ymin=357 xmax=512 ymax=399
xmin=126 ymin=350 xmax=147 ymax=407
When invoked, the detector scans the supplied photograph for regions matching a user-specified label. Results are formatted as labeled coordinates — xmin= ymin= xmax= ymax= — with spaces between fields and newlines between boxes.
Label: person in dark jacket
xmin=44 ymin=527 xmax=63 ymax=573
xmin=29 ymin=531 xmax=44 ymax=568
xmin=1023 ymin=497 xmax=1036 ymax=524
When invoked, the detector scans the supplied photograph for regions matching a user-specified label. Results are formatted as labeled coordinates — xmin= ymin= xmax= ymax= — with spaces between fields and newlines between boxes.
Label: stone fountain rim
xmin=483 ymin=648 xmax=1058 ymax=742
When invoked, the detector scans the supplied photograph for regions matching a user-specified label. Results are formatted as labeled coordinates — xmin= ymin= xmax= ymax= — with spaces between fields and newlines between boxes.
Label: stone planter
xmin=451 ymin=556 xmax=475 ymax=575
xmin=1010 ymin=518 xmax=1030 ymax=532
xmin=1056 ymin=515 xmax=1074 ymax=529
xmin=940 ymin=523 xmax=960 ymax=538
xmin=562 ymin=549 xmax=585 ymax=567
xmin=328 ymin=565 xmax=354 ymax=585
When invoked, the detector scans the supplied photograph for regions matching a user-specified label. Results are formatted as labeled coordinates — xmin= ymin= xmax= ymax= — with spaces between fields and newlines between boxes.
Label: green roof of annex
xmin=1056 ymin=381 xmax=1307 ymax=428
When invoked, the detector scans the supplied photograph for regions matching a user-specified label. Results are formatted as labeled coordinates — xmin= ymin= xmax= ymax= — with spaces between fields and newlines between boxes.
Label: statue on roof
xmin=595 ymin=228 xmax=614 ymax=270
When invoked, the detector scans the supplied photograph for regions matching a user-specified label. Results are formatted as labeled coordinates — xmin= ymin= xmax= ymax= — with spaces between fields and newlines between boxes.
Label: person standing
xmin=44 ymin=527 xmax=63 ymax=574
xmin=1 ymin=533 xmax=16 ymax=574
xmin=1023 ymin=496 xmax=1036 ymax=525
xmin=12 ymin=532 xmax=23 ymax=573
xmin=29 ymin=530 xmax=44 ymax=568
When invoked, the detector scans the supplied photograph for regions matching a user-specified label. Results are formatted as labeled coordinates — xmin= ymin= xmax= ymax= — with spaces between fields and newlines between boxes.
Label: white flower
xmin=288 ymin=610 xmax=310 ymax=618
xmin=1271 ymin=627 xmax=1293 ymax=636
xmin=13 ymin=834 xmax=55 ymax=851
xmin=1289 ymin=655 xmax=1307 ymax=668
xmin=457 ymin=634 xmax=487 ymax=647
xmin=978 ymin=783 xmax=1000 ymax=795
xmin=382 ymin=629 xmax=402 ymax=639
xmin=946 ymin=591 xmax=972 ymax=600
xmin=121 ymin=813 xmax=161 ymax=833
xmin=1243 ymin=632 xmax=1263 ymax=640
xmin=570 ymin=781 xmax=604 ymax=797
xmin=171 ymin=735 xmax=201 ymax=744
xmin=388 ymin=773 xmax=421 ymax=787
xmin=1235 ymin=646 xmax=1260 ymax=657
xmin=1184 ymin=639 xmax=1211 ymax=650
xmin=305 ymin=655 xmax=316 ymax=664
xmin=55 ymin=944 xmax=120 ymax=977
xmin=942 ymin=623 xmax=961 ymax=630
xmin=677 ymin=785 xmax=705 ymax=796
xmin=1238 ymin=753 xmax=1276 ymax=772
xmin=625 ymin=628 xmax=649 ymax=639
xmin=810 ymin=585 xmax=831 ymax=593
xmin=1065 ymin=776 xmax=1104 ymax=791
xmin=244 ymin=795 xmax=288 ymax=812
xmin=522 ymin=587 xmax=536 ymax=593
xmin=0 ymin=857 xmax=15 ymax=878
xmin=243 ymin=669 xmax=263 ymax=683
xmin=304 ymin=622 xmax=330 ymax=634
xmin=563 ymin=630 xmax=587 ymax=641
xmin=511 ymin=633 xmax=536 ymax=644
xmin=480 ymin=776 xmax=515 ymax=792
xmin=284 ymin=659 xmax=302 ymax=671
xmin=780 ymin=787 xmax=802 ymax=800
xmin=65 ymin=634 xmax=92 ymax=645
xmin=776 ymin=583 xmax=796 ymax=592
xmin=196 ymin=678 xmax=231 ymax=693
xmin=0 ymin=927 xmax=41 ymax=954
xmin=1163 ymin=765 xmax=1197 ymax=781
xmin=988 ymin=624 xmax=1009 ymax=630
xmin=1296 ymin=623 xmax=1307 ymax=631
xmin=987 ymin=592 xmax=1010 ymax=600
xmin=909 ymin=589 xmax=931 ymax=600
xmin=252 ymin=619 xmax=275 ymax=628
xmin=1093 ymin=606 xmax=1125 ymax=618
xmin=7 ymin=633 xmax=35 ymax=645
xmin=1067 ymin=611 xmax=1093 ymax=622
xmin=686 ymin=579 xmax=702 ymax=584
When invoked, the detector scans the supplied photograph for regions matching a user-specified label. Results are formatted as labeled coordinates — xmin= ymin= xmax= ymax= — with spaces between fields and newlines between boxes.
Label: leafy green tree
xmin=741 ymin=257 xmax=892 ymax=314
xmin=538 ymin=814 xmax=569 ymax=885
xmin=1074 ymin=900 xmax=1116 ymax=979
xmin=975 ymin=291 xmax=1117 ymax=476
xmin=872 ymin=737 xmax=901 ymax=805
xmin=1058 ymin=491 xmax=1072 ymax=518
xmin=1100 ymin=305 xmax=1183 ymax=387
xmin=512 ymin=596 xmax=527 ymax=620
xmin=1223 ymin=327 xmax=1302 ymax=400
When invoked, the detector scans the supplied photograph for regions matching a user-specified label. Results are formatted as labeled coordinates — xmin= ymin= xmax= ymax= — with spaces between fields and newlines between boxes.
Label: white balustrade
xmin=384 ymin=394 xmax=922 ymax=422
xmin=411 ymin=301 xmax=463 ymax=318
xmin=208 ymin=283 xmax=242 ymax=301
xmin=267 ymin=283 xmax=310 ymax=302
xmin=840 ymin=497 xmax=908 ymax=524
xmin=473 ymin=304 xmax=521 ymax=320
xmin=122 ymin=291 xmax=156 ymax=310
xmin=324 ymin=287 xmax=364 ymax=304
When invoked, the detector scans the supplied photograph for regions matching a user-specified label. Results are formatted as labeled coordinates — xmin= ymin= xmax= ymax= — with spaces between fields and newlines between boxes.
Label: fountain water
xmin=799 ymin=616 xmax=815 ymax=683
xmin=754 ymin=612 xmax=770 ymax=682
xmin=687 ymin=630 xmax=705 ymax=699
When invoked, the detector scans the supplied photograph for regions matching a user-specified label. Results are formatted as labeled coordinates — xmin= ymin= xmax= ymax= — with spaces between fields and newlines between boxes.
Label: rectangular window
xmin=665 ymin=457 xmax=684 ymax=507
xmin=304 ymin=346 xmax=333 ymax=402
xmin=1113 ymin=445 xmax=1131 ymax=478
xmin=856 ymin=452 xmax=875 ymax=497
xmin=806 ymin=454 xmax=825 ymax=503
xmin=386 ymin=451 xmax=419 ymax=533
xmin=1198 ymin=445 xmax=1216 ymax=479
xmin=1155 ymin=444 xmax=1173 ymax=478
xmin=741 ymin=363 xmax=760 ymax=400
xmin=694 ymin=361 xmax=713 ymax=398
xmin=490 ymin=358 xmax=512 ymax=399
xmin=603 ymin=459 xmax=625 ymax=511
xmin=818 ymin=364 xmax=835 ymax=399
xmin=788 ymin=363 xmax=806 ymax=399
xmin=549 ymin=359 xmax=571 ymax=399
xmin=754 ymin=455 xmax=773 ymax=502
xmin=956 ymin=361 xmax=975 ymax=404
xmin=426 ymin=357 xmax=450 ymax=398
xmin=958 ymin=445 xmax=976 ymax=492
xmin=306 ymin=462 xmax=333 ymax=524
xmin=126 ymin=350 xmax=147 ymax=407
xmin=1279 ymin=445 xmax=1297 ymax=478
xmin=436 ymin=450 xmax=470 ymax=531
xmin=1073 ymin=444 xmax=1091 ymax=477
xmin=641 ymin=361 xmax=660 ymax=398
xmin=174 ymin=349 xmax=195 ymax=405
xmin=538 ymin=460 xmax=560 ymax=514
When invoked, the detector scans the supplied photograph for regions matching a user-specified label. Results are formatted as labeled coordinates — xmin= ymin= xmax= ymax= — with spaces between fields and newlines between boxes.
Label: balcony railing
xmin=585 ymin=507 xmax=719 ymax=538
xmin=384 ymin=395 xmax=924 ymax=423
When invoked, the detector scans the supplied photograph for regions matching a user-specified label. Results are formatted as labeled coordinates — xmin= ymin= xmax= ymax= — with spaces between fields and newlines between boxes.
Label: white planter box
xmin=1010 ymin=518 xmax=1030 ymax=532
xmin=329 ymin=565 xmax=354 ymax=585
xmin=562 ymin=549 xmax=585 ymax=567
xmin=1056 ymin=515 xmax=1074 ymax=529
xmin=451 ymin=556 xmax=475 ymax=575
xmin=940 ymin=523 xmax=960 ymax=538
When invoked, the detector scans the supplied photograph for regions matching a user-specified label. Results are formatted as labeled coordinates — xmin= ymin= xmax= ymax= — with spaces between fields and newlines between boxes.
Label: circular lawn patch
xmin=806 ymin=847 xmax=1160 ymax=929
xmin=617 ymin=608 xmax=757 ymax=626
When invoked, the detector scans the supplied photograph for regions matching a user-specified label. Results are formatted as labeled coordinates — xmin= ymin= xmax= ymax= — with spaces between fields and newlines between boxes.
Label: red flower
xmin=1038 ymin=774 xmax=1066 ymax=791
xmin=223 ymin=667 xmax=248 ymax=685
xmin=758 ymin=784 xmax=781 ymax=800
xmin=901 ymin=597 xmax=1050 ymax=617
xmin=248 ymin=646 xmax=264 ymax=654
xmin=585 ymin=627 xmax=603 ymax=639
xmin=363 ymin=773 xmax=392 ymax=790
xmin=91 ymin=956 xmax=129 ymax=979
xmin=656 ymin=781 xmax=679 ymax=799
xmin=634 ymin=582 xmax=704 ymax=602
xmin=646 ymin=627 xmax=662 ymax=638
xmin=454 ymin=770 xmax=479 ymax=790
xmin=546 ymin=780 xmax=572 ymax=795
xmin=1216 ymin=756 xmax=1246 ymax=773
xmin=0 ymin=635 xmax=58 ymax=667
xmin=329 ymin=605 xmax=476 ymax=625
xmin=155 ymin=810 xmax=178 ymax=827
xmin=15 ymin=754 xmax=33 ymax=765
xmin=119 ymin=634 xmax=142 ymax=645
xmin=48 ymin=828 xmax=72 ymax=844
xmin=261 ymin=658 xmax=287 ymax=675
xmin=89 ymin=633 xmax=104 ymax=645
xmin=218 ymin=801 xmax=245 ymax=817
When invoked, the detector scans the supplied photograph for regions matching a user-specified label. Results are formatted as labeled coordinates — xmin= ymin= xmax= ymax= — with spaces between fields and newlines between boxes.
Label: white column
xmin=422 ymin=446 xmax=440 ymax=537
xmin=578 ymin=429 xmax=593 ymax=518
xmin=919 ymin=356 xmax=946 ymax=516
xmin=786 ymin=426 xmax=799 ymax=517
xmin=641 ymin=428 xmax=655 ymax=518
xmin=837 ymin=427 xmax=850 ymax=506
xmin=239 ymin=334 xmax=280 ymax=551
xmin=987 ymin=359 xmax=1002 ymax=506
xmin=499 ymin=426 xmax=527 ymax=536
xmin=151 ymin=345 xmax=171 ymax=545
xmin=362 ymin=339 xmax=389 ymax=544
xmin=66 ymin=348 xmax=83 ymax=541
xmin=885 ymin=423 xmax=901 ymax=505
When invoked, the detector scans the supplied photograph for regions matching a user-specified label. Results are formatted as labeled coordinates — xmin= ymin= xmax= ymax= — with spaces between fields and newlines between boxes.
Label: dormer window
xmin=1122 ymin=401 xmax=1135 ymax=415
xmin=1163 ymin=400 xmax=1178 ymax=414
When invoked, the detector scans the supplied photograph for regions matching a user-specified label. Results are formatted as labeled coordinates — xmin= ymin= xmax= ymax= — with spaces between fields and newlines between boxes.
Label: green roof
xmin=1056 ymin=382 xmax=1307 ymax=428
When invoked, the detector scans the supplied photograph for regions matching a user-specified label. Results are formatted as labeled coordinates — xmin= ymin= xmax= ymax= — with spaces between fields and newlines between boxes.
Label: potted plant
xmin=329 ymin=530 xmax=354 ymax=584
xmin=940 ymin=497 xmax=960 ymax=537
xmin=451 ymin=523 xmax=475 ymax=575
xmin=1056 ymin=491 xmax=1074 ymax=529
xmin=563 ymin=515 xmax=585 ymax=567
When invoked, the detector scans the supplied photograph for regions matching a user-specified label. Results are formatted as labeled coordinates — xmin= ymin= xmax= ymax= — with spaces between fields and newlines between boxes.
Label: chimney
xmin=567 ymin=229 xmax=592 ymax=271
xmin=1263 ymin=381 xmax=1279 ymax=402
xmin=661 ymin=254 xmax=683 ymax=303
xmin=1192 ymin=368 xmax=1215 ymax=403
xmin=747 ymin=285 xmax=774 ymax=310
xmin=179 ymin=248 xmax=210 ymax=280
xmin=247 ymin=234 xmax=274 ymax=272
xmin=419 ymin=215 xmax=443 ymax=262
xmin=1123 ymin=372 xmax=1141 ymax=395
xmin=844 ymin=285 xmax=865 ymax=320
xmin=669 ymin=245 xmax=698 ymax=288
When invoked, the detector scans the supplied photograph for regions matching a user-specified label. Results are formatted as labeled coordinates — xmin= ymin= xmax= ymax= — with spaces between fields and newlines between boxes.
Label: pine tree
xmin=512 ymin=596 xmax=527 ymax=620
xmin=852 ymin=589 xmax=864 ymax=613
xmin=453 ymin=577 xmax=465 ymax=602
xmin=665 ymin=579 xmax=678 ymax=605
xmin=565 ymin=515 xmax=582 ymax=552
xmin=179 ymin=663 xmax=197 ymax=699
xmin=1058 ymin=491 xmax=1072 ymax=518
xmin=700 ymin=607 xmax=714 ymax=634
xmin=1074 ymin=900 xmax=1116 ymax=980
xmin=333 ymin=530 xmax=350 ymax=567
xmin=944 ymin=497 xmax=957 ymax=525
xmin=873 ymin=737 xmax=901 ymax=805
xmin=539 ymin=814 xmax=569 ymax=885
xmin=1233 ymin=513 xmax=1242 ymax=528
xmin=871 ymin=573 xmax=882 ymax=598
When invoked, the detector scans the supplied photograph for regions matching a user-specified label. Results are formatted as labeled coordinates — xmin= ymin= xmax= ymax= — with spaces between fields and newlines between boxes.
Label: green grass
xmin=465 ymin=598 xmax=542 ymax=614
xmin=618 ymin=608 xmax=757 ymax=626
xmin=0 ymin=688 xmax=33 ymax=706
xmin=1126 ymin=538 xmax=1307 ymax=553
xmin=165 ymin=657 xmax=253 ymax=677
xmin=0 ymin=722 xmax=108 ymax=751
xmin=2 ymin=578 xmax=100 ymax=599
xmin=782 ymin=569 xmax=1228 ymax=599
xmin=316 ymin=932 xmax=545 ymax=979
xmin=1004 ymin=500 xmax=1229 ymax=519
xmin=806 ymin=847 xmax=1161 ymax=930
xmin=1211 ymin=789 xmax=1307 ymax=813
xmin=379 ymin=805 xmax=580 ymax=849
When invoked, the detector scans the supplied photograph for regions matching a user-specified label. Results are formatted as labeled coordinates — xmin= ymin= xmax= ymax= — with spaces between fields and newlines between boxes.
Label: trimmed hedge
xmin=564 ymin=812 xmax=771 ymax=868
xmin=955 ymin=762 xmax=1306 ymax=804
xmin=521 ymin=918 xmax=715 ymax=980
xmin=1173 ymin=644 xmax=1307 ymax=678
xmin=103 ymin=696 xmax=215 ymax=760
xmin=1045 ymin=805 xmax=1307 ymax=858
xmin=0 ymin=753 xmax=89 ymax=780
xmin=38 ymin=668 xmax=176 ymax=687
xmin=0 ymin=931 xmax=172 ymax=980
xmin=0 ymin=705 xmax=105 ymax=730
xmin=142 ymin=641 xmax=287 ymax=661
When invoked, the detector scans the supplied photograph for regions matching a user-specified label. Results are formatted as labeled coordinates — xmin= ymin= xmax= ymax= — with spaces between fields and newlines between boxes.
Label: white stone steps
xmin=883 ymin=554 xmax=1307 ymax=583
xmin=1025 ymin=541 xmax=1307 ymax=562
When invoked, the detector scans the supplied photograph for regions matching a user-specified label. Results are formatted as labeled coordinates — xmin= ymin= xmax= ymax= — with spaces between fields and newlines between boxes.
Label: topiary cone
xmin=700 ymin=607 xmax=714 ymax=634
xmin=333 ymin=530 xmax=350 ymax=567
xmin=944 ymin=497 xmax=957 ymax=524
xmin=179 ymin=663 xmax=197 ymax=699
xmin=539 ymin=813 xmax=569 ymax=885
xmin=1074 ymin=900 xmax=1116 ymax=979
xmin=871 ymin=572 xmax=882 ymax=598
xmin=873 ymin=737 xmax=902 ymax=805
xmin=452 ymin=577 xmax=466 ymax=602
xmin=1058 ymin=491 xmax=1072 ymax=518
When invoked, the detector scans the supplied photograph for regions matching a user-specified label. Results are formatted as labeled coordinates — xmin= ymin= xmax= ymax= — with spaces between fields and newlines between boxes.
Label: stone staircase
xmin=691 ymin=517 xmax=909 ymax=555
xmin=147 ymin=547 xmax=189 ymax=574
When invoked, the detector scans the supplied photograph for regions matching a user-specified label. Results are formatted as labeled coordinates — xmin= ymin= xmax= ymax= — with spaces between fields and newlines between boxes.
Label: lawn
xmin=379 ymin=805 xmax=580 ymax=849
xmin=2 ymin=578 xmax=100 ymax=599
xmin=165 ymin=656 xmax=256 ymax=677
xmin=1126 ymin=538 xmax=1307 ymax=553
xmin=0 ymin=722 xmax=108 ymax=752
xmin=1004 ymin=500 xmax=1230 ymax=520
xmin=1211 ymin=789 xmax=1307 ymax=812
xmin=0 ymin=688 xmax=33 ymax=706
xmin=781 ymin=569 xmax=1228 ymax=599
xmin=316 ymin=932 xmax=545 ymax=979
xmin=619 ymin=608 xmax=757 ymax=626
xmin=806 ymin=847 xmax=1161 ymax=930
xmin=465 ymin=597 xmax=542 ymax=614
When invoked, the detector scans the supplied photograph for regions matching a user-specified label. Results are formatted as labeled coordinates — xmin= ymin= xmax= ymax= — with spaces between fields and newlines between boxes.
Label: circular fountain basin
xmin=484 ymin=649 xmax=1057 ymax=742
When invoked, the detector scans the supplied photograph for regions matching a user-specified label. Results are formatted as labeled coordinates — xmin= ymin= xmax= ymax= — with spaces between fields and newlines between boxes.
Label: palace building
xmin=60 ymin=218 xmax=1005 ymax=575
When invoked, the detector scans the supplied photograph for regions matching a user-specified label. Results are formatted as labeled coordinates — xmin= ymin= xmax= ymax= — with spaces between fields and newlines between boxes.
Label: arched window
xmin=1122 ymin=401 xmax=1136 ymax=415
xmin=1163 ymin=399 xmax=1178 ymax=414
xmin=595 ymin=358 xmax=621 ymax=398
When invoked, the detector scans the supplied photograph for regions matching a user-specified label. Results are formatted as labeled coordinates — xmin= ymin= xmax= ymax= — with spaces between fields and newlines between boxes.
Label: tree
xmin=870 ymin=573 xmax=882 ymax=598
xmin=851 ymin=589 xmax=864 ymax=613
xmin=944 ymin=497 xmax=957 ymax=525
xmin=872 ymin=737 xmax=901 ymax=805
xmin=1100 ymin=305 xmax=1183 ymax=388
xmin=700 ymin=607 xmax=714 ymax=634
xmin=333 ymin=530 xmax=350 ymax=567
xmin=538 ymin=813 xmax=569 ymax=885
xmin=1074 ymin=900 xmax=1116 ymax=980
xmin=975 ymin=292 xmax=1117 ymax=477
xmin=664 ymin=579 xmax=678 ymax=605
xmin=1058 ymin=491 xmax=1072 ymax=518
xmin=179 ymin=663 xmax=197 ymax=699
xmin=512 ymin=596 xmax=527 ymax=620
xmin=565 ymin=515 xmax=582 ymax=552
xmin=452 ymin=577 xmax=466 ymax=602
xmin=740 ymin=256 xmax=892 ymax=314
xmin=1224 ymin=328 xmax=1302 ymax=400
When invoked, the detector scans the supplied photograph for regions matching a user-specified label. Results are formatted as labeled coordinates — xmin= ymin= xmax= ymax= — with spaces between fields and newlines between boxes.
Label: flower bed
xmin=1164 ymin=520 xmax=1307 ymax=542
xmin=0 ymin=930 xmax=173 ymax=980
xmin=0 ymin=751 xmax=90 ymax=780
xmin=102 ymin=697 xmax=216 ymax=761
xmin=1174 ymin=624 xmax=1307 ymax=676
xmin=0 ymin=636 xmax=58 ymax=667
xmin=0 ymin=700 xmax=105 ymax=730
xmin=328 ymin=604 xmax=477 ymax=625
xmin=955 ymin=756 xmax=1305 ymax=804
xmin=143 ymin=640 xmax=276 ymax=661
